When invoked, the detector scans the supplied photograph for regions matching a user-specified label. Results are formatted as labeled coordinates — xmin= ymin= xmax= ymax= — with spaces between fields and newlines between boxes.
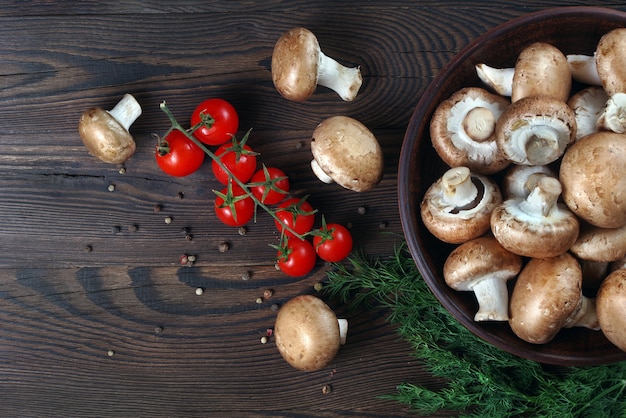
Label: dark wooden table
xmin=2 ymin=2 xmax=624 ymax=416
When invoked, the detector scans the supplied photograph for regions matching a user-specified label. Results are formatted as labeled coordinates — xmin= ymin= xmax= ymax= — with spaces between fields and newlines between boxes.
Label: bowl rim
xmin=398 ymin=6 xmax=626 ymax=365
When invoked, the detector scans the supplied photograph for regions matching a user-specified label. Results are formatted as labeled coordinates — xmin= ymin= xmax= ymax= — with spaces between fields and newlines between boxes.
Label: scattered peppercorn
xmin=357 ymin=206 xmax=367 ymax=215
xmin=321 ymin=384 xmax=332 ymax=395
xmin=128 ymin=224 xmax=139 ymax=232
xmin=185 ymin=233 xmax=193 ymax=241
xmin=241 ymin=271 xmax=251 ymax=281
xmin=379 ymin=221 xmax=388 ymax=229
xmin=118 ymin=167 xmax=126 ymax=174
xmin=164 ymin=216 xmax=173 ymax=224
xmin=195 ymin=287 xmax=204 ymax=296
xmin=266 ymin=328 xmax=273 ymax=337
xmin=107 ymin=349 xmax=115 ymax=357
xmin=218 ymin=242 xmax=229 ymax=253
xmin=153 ymin=204 xmax=162 ymax=213
xmin=237 ymin=226 xmax=247 ymax=236
xmin=255 ymin=297 xmax=263 ymax=304
xmin=270 ymin=303 xmax=280 ymax=312
xmin=314 ymin=282 xmax=324 ymax=292
xmin=107 ymin=184 xmax=115 ymax=192
xmin=263 ymin=289 xmax=273 ymax=299
xmin=260 ymin=336 xmax=268 ymax=344
xmin=112 ymin=226 xmax=121 ymax=234
xmin=177 ymin=191 xmax=184 ymax=199
xmin=83 ymin=245 xmax=93 ymax=253
xmin=154 ymin=326 xmax=164 ymax=335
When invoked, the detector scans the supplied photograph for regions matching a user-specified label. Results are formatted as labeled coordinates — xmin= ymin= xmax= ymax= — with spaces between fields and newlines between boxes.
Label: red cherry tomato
xmin=190 ymin=98 xmax=239 ymax=146
xmin=249 ymin=166 xmax=290 ymax=205
xmin=274 ymin=197 xmax=316 ymax=237
xmin=212 ymin=141 xmax=257 ymax=185
xmin=312 ymin=223 xmax=353 ymax=262
xmin=276 ymin=237 xmax=317 ymax=277
xmin=155 ymin=130 xmax=205 ymax=177
xmin=214 ymin=184 xmax=254 ymax=227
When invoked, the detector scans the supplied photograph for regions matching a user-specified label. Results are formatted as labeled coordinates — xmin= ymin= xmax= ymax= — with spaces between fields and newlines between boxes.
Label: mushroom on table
xmin=78 ymin=93 xmax=142 ymax=164
xmin=271 ymin=27 xmax=362 ymax=102
xmin=310 ymin=116 xmax=383 ymax=192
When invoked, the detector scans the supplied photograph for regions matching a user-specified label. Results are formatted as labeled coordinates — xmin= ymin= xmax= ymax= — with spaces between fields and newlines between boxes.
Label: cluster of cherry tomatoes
xmin=155 ymin=98 xmax=353 ymax=277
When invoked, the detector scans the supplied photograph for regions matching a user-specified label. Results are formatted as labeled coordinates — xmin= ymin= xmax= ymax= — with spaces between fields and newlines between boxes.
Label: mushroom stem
xmin=310 ymin=159 xmax=334 ymax=184
xmin=107 ymin=93 xmax=142 ymax=131
xmin=523 ymin=127 xmax=561 ymax=166
xmin=567 ymin=54 xmax=601 ymax=85
xmin=441 ymin=167 xmax=478 ymax=208
xmin=317 ymin=52 xmax=362 ymax=101
xmin=475 ymin=64 xmax=513 ymax=96
xmin=519 ymin=176 xmax=561 ymax=218
xmin=563 ymin=296 xmax=600 ymax=330
xmin=463 ymin=107 xmax=497 ymax=142
xmin=472 ymin=275 xmax=511 ymax=321
xmin=337 ymin=318 xmax=348 ymax=345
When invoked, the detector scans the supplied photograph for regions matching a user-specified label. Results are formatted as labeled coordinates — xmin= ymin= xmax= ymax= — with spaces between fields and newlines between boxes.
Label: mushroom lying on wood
xmin=509 ymin=253 xmax=599 ymax=345
xmin=271 ymin=27 xmax=362 ymax=102
xmin=274 ymin=295 xmax=347 ymax=372
xmin=430 ymin=87 xmax=510 ymax=175
xmin=596 ymin=269 xmax=626 ymax=352
xmin=310 ymin=116 xmax=383 ymax=192
xmin=443 ymin=236 xmax=522 ymax=321
xmin=421 ymin=166 xmax=502 ymax=244
xmin=490 ymin=176 xmax=579 ymax=258
xmin=559 ymin=131 xmax=626 ymax=228
xmin=495 ymin=94 xmax=577 ymax=166
xmin=78 ymin=94 xmax=142 ymax=164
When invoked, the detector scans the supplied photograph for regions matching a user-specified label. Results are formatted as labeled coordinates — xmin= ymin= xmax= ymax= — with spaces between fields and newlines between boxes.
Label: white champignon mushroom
xmin=509 ymin=253 xmax=599 ymax=345
xmin=443 ymin=235 xmax=522 ymax=321
xmin=78 ymin=94 xmax=142 ymax=164
xmin=274 ymin=295 xmax=347 ymax=372
xmin=271 ymin=27 xmax=362 ymax=102
xmin=430 ymin=87 xmax=511 ymax=175
xmin=310 ymin=116 xmax=383 ymax=192
xmin=511 ymin=42 xmax=571 ymax=103
xmin=502 ymin=164 xmax=556 ymax=199
xmin=490 ymin=176 xmax=579 ymax=258
xmin=570 ymin=222 xmax=626 ymax=263
xmin=495 ymin=94 xmax=577 ymax=166
xmin=420 ymin=166 xmax=502 ymax=244
xmin=567 ymin=86 xmax=608 ymax=140
xmin=596 ymin=269 xmax=626 ymax=352
xmin=559 ymin=131 xmax=626 ymax=228
xmin=475 ymin=63 xmax=514 ymax=97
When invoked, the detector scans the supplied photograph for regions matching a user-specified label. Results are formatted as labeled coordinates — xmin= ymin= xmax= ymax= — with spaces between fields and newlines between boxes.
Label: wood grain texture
xmin=1 ymin=1 xmax=624 ymax=417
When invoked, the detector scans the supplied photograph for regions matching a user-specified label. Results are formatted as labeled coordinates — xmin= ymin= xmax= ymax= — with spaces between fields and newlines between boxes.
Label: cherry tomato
xmin=276 ymin=237 xmax=317 ymax=277
xmin=312 ymin=223 xmax=353 ymax=262
xmin=249 ymin=166 xmax=290 ymax=205
xmin=214 ymin=184 xmax=254 ymax=227
xmin=212 ymin=139 xmax=257 ymax=185
xmin=155 ymin=130 xmax=205 ymax=177
xmin=274 ymin=197 xmax=316 ymax=237
xmin=190 ymin=98 xmax=239 ymax=146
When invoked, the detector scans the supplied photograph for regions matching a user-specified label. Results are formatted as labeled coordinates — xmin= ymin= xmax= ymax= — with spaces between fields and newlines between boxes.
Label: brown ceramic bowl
xmin=398 ymin=6 xmax=626 ymax=366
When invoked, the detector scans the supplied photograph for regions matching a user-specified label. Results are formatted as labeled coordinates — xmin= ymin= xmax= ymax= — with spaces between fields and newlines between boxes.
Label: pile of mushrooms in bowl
xmin=398 ymin=6 xmax=626 ymax=366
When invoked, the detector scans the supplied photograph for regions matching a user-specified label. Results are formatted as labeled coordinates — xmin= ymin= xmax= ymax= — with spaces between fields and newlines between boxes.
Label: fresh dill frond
xmin=324 ymin=242 xmax=626 ymax=417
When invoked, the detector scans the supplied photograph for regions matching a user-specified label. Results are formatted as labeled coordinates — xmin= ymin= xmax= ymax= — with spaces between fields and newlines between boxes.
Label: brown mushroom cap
xmin=595 ymin=28 xmax=626 ymax=97
xmin=490 ymin=176 xmax=579 ymax=258
xmin=78 ymin=107 xmax=136 ymax=164
xmin=570 ymin=222 xmax=626 ymax=263
xmin=559 ymin=131 xmax=626 ymax=228
xmin=430 ymin=87 xmax=511 ymax=175
xmin=495 ymin=94 xmax=577 ymax=166
xmin=421 ymin=166 xmax=502 ymax=244
xmin=271 ymin=28 xmax=320 ymax=102
xmin=596 ymin=269 xmax=626 ymax=352
xmin=310 ymin=116 xmax=383 ymax=192
xmin=512 ymin=42 xmax=571 ymax=103
xmin=509 ymin=253 xmax=584 ymax=344
xmin=274 ymin=295 xmax=341 ymax=372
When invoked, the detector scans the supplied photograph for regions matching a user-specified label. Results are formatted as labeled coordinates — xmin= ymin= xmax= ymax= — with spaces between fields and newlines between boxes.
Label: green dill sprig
xmin=324 ymin=243 xmax=626 ymax=417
